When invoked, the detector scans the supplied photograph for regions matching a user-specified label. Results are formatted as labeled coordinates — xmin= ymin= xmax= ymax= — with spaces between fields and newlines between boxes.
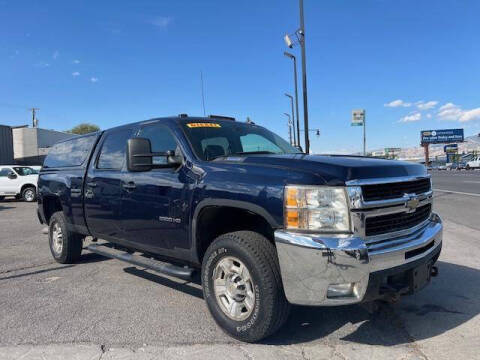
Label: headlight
xmin=284 ymin=185 xmax=350 ymax=232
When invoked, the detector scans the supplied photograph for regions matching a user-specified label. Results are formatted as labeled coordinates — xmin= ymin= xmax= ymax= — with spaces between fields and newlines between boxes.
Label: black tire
xmin=48 ymin=211 xmax=83 ymax=264
xmin=0 ymin=196 xmax=5 ymax=201
xmin=22 ymin=186 xmax=37 ymax=202
xmin=201 ymin=231 xmax=290 ymax=342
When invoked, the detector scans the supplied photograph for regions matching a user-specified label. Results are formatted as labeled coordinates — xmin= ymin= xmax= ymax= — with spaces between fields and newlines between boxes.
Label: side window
xmin=0 ymin=168 xmax=12 ymax=177
xmin=97 ymin=129 xmax=132 ymax=170
xmin=44 ymin=134 xmax=97 ymax=168
xmin=138 ymin=124 xmax=178 ymax=165
xmin=240 ymin=134 xmax=282 ymax=153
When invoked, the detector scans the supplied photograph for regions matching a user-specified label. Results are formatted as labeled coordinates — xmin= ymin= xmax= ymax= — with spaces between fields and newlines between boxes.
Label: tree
xmin=68 ymin=123 xmax=100 ymax=135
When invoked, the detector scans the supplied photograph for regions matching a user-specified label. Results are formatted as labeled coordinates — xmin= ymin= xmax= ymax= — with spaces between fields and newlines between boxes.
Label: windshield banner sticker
xmin=186 ymin=123 xmax=221 ymax=128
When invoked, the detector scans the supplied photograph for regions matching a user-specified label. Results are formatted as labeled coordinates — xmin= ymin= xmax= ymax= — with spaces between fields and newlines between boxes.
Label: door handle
xmin=122 ymin=182 xmax=136 ymax=190
xmin=87 ymin=182 xmax=97 ymax=188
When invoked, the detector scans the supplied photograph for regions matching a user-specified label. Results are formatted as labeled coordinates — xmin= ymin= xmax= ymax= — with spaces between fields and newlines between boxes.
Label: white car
xmin=0 ymin=165 xmax=39 ymax=202
xmin=466 ymin=157 xmax=480 ymax=170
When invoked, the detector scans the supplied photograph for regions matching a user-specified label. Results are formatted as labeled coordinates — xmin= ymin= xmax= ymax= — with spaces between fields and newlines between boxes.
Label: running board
xmin=87 ymin=243 xmax=195 ymax=281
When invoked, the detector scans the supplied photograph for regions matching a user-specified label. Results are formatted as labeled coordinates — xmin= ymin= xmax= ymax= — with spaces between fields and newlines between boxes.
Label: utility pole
xmin=284 ymin=113 xmax=292 ymax=145
xmin=284 ymin=52 xmax=301 ymax=148
xmin=298 ymin=0 xmax=310 ymax=154
xmin=29 ymin=107 xmax=39 ymax=127
xmin=285 ymin=93 xmax=296 ymax=146
xmin=363 ymin=115 xmax=366 ymax=156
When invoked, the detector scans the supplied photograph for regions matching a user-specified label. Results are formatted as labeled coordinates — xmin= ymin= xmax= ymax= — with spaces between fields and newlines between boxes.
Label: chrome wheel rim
xmin=51 ymin=222 xmax=63 ymax=255
xmin=213 ymin=256 xmax=255 ymax=321
xmin=24 ymin=189 xmax=35 ymax=201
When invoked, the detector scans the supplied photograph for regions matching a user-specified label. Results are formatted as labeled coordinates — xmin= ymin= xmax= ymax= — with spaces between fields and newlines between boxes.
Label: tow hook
xmin=431 ymin=265 xmax=439 ymax=277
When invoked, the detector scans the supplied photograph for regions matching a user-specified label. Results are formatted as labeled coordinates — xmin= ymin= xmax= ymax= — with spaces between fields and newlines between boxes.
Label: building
xmin=0 ymin=125 xmax=14 ymax=164
xmin=0 ymin=124 xmax=76 ymax=165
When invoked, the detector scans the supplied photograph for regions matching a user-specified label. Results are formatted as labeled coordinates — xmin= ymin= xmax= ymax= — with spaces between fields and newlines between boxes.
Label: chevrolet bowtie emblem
xmin=405 ymin=194 xmax=420 ymax=213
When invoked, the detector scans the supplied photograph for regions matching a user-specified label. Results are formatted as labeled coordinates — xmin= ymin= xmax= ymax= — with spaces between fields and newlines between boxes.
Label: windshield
xmin=13 ymin=167 xmax=36 ymax=176
xmin=181 ymin=121 xmax=302 ymax=161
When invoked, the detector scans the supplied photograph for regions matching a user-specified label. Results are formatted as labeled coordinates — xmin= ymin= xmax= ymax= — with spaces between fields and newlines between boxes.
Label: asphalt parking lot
xmin=1 ymin=172 xmax=479 ymax=360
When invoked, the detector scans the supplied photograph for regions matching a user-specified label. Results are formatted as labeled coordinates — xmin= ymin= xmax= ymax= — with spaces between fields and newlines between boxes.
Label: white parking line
xmin=434 ymin=189 xmax=480 ymax=197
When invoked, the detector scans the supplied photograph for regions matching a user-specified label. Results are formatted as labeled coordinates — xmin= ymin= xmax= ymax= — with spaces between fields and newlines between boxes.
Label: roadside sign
xmin=444 ymin=144 xmax=458 ymax=153
xmin=385 ymin=147 xmax=401 ymax=153
xmin=351 ymin=109 xmax=365 ymax=126
xmin=421 ymin=129 xmax=464 ymax=144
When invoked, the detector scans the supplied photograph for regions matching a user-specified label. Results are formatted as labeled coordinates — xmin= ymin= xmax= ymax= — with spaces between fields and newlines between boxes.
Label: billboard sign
xmin=421 ymin=129 xmax=464 ymax=144
xmin=351 ymin=109 xmax=365 ymax=126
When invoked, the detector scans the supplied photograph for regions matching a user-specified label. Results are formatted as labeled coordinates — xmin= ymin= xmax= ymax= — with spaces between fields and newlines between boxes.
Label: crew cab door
xmin=84 ymin=128 xmax=134 ymax=241
xmin=121 ymin=123 xmax=193 ymax=255
xmin=0 ymin=167 xmax=20 ymax=194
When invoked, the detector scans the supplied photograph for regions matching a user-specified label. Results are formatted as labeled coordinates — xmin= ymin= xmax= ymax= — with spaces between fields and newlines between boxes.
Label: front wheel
xmin=201 ymin=231 xmax=290 ymax=342
xmin=22 ymin=186 xmax=36 ymax=202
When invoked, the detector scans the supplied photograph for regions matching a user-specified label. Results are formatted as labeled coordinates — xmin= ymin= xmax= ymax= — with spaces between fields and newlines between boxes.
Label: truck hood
xmin=214 ymin=154 xmax=427 ymax=185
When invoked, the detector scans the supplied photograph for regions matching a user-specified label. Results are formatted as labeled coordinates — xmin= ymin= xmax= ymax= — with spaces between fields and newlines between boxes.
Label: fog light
xmin=327 ymin=283 xmax=354 ymax=298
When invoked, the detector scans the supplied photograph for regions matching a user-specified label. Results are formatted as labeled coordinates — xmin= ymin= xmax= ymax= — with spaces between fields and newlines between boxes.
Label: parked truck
xmin=37 ymin=115 xmax=442 ymax=342
xmin=0 ymin=165 xmax=38 ymax=202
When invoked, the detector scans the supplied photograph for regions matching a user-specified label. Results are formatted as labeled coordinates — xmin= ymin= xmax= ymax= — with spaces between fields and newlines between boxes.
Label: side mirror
xmin=127 ymin=138 xmax=182 ymax=172
xmin=7 ymin=172 xmax=17 ymax=180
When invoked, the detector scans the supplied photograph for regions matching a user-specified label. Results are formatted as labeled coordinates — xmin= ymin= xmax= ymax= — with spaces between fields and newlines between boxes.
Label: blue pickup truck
xmin=37 ymin=115 xmax=442 ymax=342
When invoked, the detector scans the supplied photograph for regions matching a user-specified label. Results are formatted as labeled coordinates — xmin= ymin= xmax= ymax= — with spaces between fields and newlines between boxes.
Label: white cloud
xmin=437 ymin=103 xmax=464 ymax=121
xmin=459 ymin=108 xmax=480 ymax=122
xmin=90 ymin=77 xmax=99 ymax=83
xmin=52 ymin=50 xmax=59 ymax=60
xmin=149 ymin=16 xmax=173 ymax=28
xmin=436 ymin=103 xmax=480 ymax=122
xmin=416 ymin=100 xmax=438 ymax=111
xmin=400 ymin=112 xmax=421 ymax=123
xmin=426 ymin=113 xmax=432 ymax=119
xmin=385 ymin=99 xmax=411 ymax=108
xmin=35 ymin=62 xmax=50 ymax=68
xmin=73 ymin=59 xmax=80 ymax=64
xmin=72 ymin=71 xmax=80 ymax=77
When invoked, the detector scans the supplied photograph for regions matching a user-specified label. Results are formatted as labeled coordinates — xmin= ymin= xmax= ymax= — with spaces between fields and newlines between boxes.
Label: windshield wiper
xmin=229 ymin=151 xmax=277 ymax=155
xmin=208 ymin=151 xmax=276 ymax=161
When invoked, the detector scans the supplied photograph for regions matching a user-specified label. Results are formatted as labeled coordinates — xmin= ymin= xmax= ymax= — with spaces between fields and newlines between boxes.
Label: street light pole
xmin=285 ymin=93 xmax=296 ymax=146
xmin=284 ymin=113 xmax=292 ymax=145
xmin=284 ymin=52 xmax=300 ymax=148
xmin=299 ymin=0 xmax=310 ymax=154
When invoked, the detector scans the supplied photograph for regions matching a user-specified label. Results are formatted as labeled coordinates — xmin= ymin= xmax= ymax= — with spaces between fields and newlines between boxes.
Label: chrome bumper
xmin=275 ymin=213 xmax=442 ymax=306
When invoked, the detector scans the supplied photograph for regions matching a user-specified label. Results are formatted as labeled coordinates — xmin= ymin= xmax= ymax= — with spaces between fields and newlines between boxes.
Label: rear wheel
xmin=22 ymin=186 xmax=36 ymax=202
xmin=201 ymin=231 xmax=290 ymax=342
xmin=49 ymin=211 xmax=83 ymax=263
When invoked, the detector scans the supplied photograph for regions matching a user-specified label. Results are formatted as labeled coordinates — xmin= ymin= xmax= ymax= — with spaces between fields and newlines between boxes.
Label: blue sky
xmin=0 ymin=0 xmax=479 ymax=153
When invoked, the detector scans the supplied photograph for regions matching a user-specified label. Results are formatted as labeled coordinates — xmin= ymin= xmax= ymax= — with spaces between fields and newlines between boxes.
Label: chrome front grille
xmin=347 ymin=175 xmax=433 ymax=246
xmin=365 ymin=203 xmax=431 ymax=236
xmin=361 ymin=178 xmax=431 ymax=202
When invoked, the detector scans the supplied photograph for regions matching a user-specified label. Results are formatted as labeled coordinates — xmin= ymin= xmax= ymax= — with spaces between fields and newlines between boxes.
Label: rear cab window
xmin=44 ymin=134 xmax=98 ymax=168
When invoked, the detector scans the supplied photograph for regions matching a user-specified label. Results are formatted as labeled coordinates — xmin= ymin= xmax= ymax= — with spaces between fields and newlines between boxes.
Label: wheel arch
xmin=20 ymin=183 xmax=36 ymax=194
xmin=42 ymin=195 xmax=63 ymax=224
xmin=192 ymin=199 xmax=280 ymax=264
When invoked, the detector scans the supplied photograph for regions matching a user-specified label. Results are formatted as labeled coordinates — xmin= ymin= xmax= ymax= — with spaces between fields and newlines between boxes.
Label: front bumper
xmin=275 ymin=213 xmax=442 ymax=306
